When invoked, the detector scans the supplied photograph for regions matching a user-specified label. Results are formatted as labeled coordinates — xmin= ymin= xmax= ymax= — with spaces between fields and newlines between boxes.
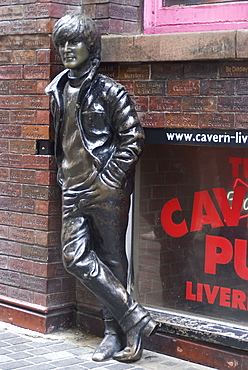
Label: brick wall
xmin=82 ymin=0 xmax=143 ymax=34
xmin=0 ymin=0 xmax=81 ymax=333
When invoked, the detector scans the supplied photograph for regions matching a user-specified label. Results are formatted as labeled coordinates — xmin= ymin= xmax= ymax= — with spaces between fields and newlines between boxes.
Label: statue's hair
xmin=52 ymin=13 xmax=101 ymax=63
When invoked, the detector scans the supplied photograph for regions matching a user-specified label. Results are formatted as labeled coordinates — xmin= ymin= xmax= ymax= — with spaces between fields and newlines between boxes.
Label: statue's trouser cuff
xmin=118 ymin=302 xmax=150 ymax=333
xmin=65 ymin=250 xmax=149 ymax=334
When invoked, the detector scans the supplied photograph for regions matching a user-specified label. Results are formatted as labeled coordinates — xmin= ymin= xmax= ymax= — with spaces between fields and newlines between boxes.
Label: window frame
xmin=144 ymin=0 xmax=248 ymax=34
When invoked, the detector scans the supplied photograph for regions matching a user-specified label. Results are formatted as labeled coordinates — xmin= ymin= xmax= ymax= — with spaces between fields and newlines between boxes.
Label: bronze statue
xmin=45 ymin=13 xmax=158 ymax=363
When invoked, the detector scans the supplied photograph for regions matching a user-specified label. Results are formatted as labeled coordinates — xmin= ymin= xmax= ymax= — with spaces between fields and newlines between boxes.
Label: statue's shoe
xmin=92 ymin=333 xmax=122 ymax=362
xmin=113 ymin=317 xmax=158 ymax=363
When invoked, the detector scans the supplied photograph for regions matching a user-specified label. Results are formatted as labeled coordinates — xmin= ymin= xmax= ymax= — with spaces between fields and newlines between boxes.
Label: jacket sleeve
xmin=101 ymin=86 xmax=145 ymax=189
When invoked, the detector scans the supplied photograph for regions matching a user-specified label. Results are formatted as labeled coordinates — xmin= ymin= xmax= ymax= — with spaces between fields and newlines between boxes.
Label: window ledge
xmin=150 ymin=307 xmax=248 ymax=351
xmin=101 ymin=29 xmax=248 ymax=63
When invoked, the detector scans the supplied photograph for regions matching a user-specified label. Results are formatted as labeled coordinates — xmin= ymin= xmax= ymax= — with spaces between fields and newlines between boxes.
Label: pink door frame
xmin=144 ymin=0 xmax=248 ymax=34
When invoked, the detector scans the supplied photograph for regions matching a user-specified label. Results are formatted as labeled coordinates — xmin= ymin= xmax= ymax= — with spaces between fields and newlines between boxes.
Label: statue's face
xmin=59 ymin=40 xmax=90 ymax=72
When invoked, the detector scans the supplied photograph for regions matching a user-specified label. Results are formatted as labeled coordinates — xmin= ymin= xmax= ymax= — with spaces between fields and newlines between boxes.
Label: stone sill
xmin=101 ymin=29 xmax=248 ymax=63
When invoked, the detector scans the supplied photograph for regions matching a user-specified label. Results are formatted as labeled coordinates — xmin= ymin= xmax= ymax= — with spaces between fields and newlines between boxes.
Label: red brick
xmin=46 ymin=291 xmax=75 ymax=307
xmin=22 ymin=155 xmax=56 ymax=170
xmin=23 ymin=96 xmax=50 ymax=110
xmin=151 ymin=62 xmax=183 ymax=80
xmin=83 ymin=4 xmax=96 ymax=19
xmin=150 ymin=96 xmax=182 ymax=111
xmin=200 ymin=113 xmax=234 ymax=129
xmin=47 ymin=263 xmax=67 ymax=278
xmin=37 ymin=81 xmax=49 ymax=95
xmin=134 ymin=81 xmax=165 ymax=95
xmin=0 ymin=255 xmax=8 ymax=269
xmin=0 ymin=21 xmax=10 ymax=35
xmin=47 ymin=278 xmax=63 ymax=293
xmin=9 ymin=140 xmax=36 ymax=154
xmin=32 ymin=262 xmax=48 ymax=278
xmin=119 ymin=80 xmax=134 ymax=95
xmin=0 ymin=66 xmax=23 ymax=79
xmin=36 ymin=49 xmax=51 ymax=64
xmin=9 ymin=80 xmax=37 ymax=95
xmin=236 ymin=79 xmax=248 ymax=95
xmin=22 ymin=184 xmax=60 ymax=201
xmin=109 ymin=3 xmax=125 ymax=19
xmin=8 ymin=286 xmax=34 ymax=303
xmin=50 ymin=65 xmax=64 ymax=78
xmin=22 ymin=245 xmax=60 ymax=263
xmin=123 ymin=20 xmax=140 ymax=34
xmin=0 ymin=182 xmax=22 ymax=197
xmin=201 ymin=79 xmax=235 ymax=95
xmin=24 ymin=65 xmax=50 ymax=80
xmin=138 ymin=112 xmax=165 ymax=128
xmin=132 ymin=96 xmax=148 ymax=112
xmin=167 ymin=80 xmax=200 ymax=96
xmin=0 ymin=110 xmax=9 ymax=123
xmin=22 ymin=214 xmax=61 ymax=231
xmin=9 ymin=227 xmax=35 ymax=244
xmin=11 ymin=50 xmax=36 ymax=64
xmin=0 ymin=211 xmax=22 ymax=227
xmin=182 ymin=96 xmax=217 ymax=112
xmin=165 ymin=113 xmax=199 ymax=128
xmin=37 ymin=110 xmax=51 ymax=125
xmin=220 ymin=61 xmax=248 ymax=78
xmin=98 ymin=63 xmax=119 ymax=79
xmin=10 ymin=169 xmax=36 ymax=184
xmin=7 ymin=197 xmax=35 ymax=214
xmin=0 ymin=5 xmax=23 ymax=20
xmin=21 ymin=274 xmax=47 ymax=293
xmin=0 ymin=51 xmax=11 ymax=64
xmin=0 ymin=81 xmax=9 ymax=94
xmin=0 ymin=240 xmax=21 ymax=257
xmin=0 ymin=95 xmax=24 ymax=109
xmin=96 ymin=3 xmax=109 ymax=18
xmin=8 ymin=256 xmax=33 ymax=274
xmin=22 ymin=125 xmax=50 ymax=140
xmin=0 ymin=225 xmax=9 ymax=239
xmin=35 ymin=230 xmax=61 ymax=247
xmin=184 ymin=62 xmax=218 ymax=79
xmin=109 ymin=19 xmax=124 ymax=33
xmin=0 ymin=139 xmax=9 ymax=152
xmin=50 ymin=49 xmax=62 ymax=64
xmin=218 ymin=97 xmax=248 ymax=112
xmin=33 ymin=292 xmax=47 ymax=306
xmin=2 ymin=153 xmax=23 ymax=168
xmin=10 ymin=110 xmax=36 ymax=124
xmin=61 ymin=276 xmax=76 ymax=292
xmin=23 ymin=35 xmax=51 ymax=50
xmin=0 ymin=125 xmax=22 ymax=139
xmin=36 ymin=171 xmax=57 ymax=186
xmin=236 ymin=114 xmax=248 ymax=129
xmin=0 ymin=270 xmax=20 ymax=287
xmin=0 ymin=167 xmax=9 ymax=180
xmin=35 ymin=200 xmax=61 ymax=216
xmin=119 ymin=64 xmax=149 ymax=80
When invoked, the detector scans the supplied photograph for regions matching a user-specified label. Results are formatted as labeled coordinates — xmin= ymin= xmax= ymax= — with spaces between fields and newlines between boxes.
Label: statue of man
xmin=45 ymin=13 xmax=158 ymax=363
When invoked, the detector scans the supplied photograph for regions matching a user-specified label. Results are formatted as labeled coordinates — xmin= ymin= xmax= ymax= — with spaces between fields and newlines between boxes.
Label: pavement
xmin=0 ymin=321 xmax=217 ymax=370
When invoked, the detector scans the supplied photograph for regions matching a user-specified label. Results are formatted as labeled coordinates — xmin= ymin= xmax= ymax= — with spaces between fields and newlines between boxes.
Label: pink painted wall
xmin=144 ymin=1 xmax=248 ymax=34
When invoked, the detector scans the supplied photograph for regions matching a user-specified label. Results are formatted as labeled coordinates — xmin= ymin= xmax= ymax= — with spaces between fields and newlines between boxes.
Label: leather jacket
xmin=45 ymin=69 xmax=144 ymax=189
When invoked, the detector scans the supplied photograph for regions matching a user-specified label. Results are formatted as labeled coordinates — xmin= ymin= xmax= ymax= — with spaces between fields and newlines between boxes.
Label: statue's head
xmin=52 ymin=13 xmax=101 ymax=71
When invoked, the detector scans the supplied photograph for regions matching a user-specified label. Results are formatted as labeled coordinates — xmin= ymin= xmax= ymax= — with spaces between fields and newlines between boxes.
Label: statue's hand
xmin=78 ymin=175 xmax=119 ymax=209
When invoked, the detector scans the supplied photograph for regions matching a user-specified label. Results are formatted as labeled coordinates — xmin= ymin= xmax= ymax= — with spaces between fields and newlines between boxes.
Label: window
xmin=133 ymin=131 xmax=248 ymax=347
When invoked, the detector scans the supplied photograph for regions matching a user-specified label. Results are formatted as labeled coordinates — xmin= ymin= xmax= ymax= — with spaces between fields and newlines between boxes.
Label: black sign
xmin=145 ymin=128 xmax=248 ymax=148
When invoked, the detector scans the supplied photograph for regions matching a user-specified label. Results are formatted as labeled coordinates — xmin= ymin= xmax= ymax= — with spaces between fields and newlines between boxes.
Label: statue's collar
xmin=68 ymin=68 xmax=91 ymax=88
